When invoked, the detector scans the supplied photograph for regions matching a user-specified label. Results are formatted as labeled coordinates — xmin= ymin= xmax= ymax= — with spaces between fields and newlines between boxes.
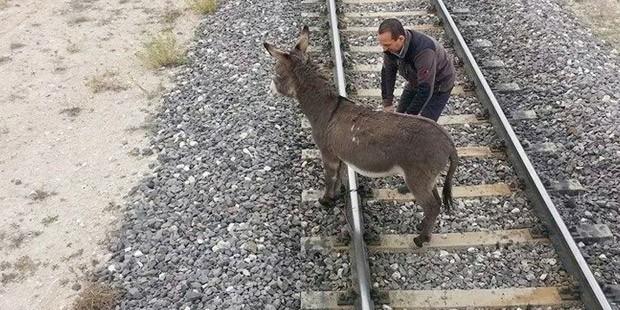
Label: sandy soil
xmin=0 ymin=0 xmax=199 ymax=309
xmin=565 ymin=0 xmax=620 ymax=50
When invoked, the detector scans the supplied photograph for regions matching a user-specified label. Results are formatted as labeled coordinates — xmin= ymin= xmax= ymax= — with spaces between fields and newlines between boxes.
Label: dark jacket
xmin=381 ymin=29 xmax=456 ymax=108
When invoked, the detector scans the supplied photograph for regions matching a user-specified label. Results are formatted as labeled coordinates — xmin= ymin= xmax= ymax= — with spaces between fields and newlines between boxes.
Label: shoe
xmin=397 ymin=184 xmax=410 ymax=194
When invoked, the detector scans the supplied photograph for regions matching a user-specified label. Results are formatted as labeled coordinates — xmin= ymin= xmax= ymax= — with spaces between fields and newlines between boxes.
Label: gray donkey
xmin=263 ymin=26 xmax=458 ymax=247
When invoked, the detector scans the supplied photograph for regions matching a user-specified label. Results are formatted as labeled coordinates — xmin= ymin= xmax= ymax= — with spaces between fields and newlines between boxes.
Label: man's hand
xmin=383 ymin=105 xmax=395 ymax=113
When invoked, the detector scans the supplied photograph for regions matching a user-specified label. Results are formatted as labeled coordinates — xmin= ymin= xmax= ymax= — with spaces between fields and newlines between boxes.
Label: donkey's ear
xmin=294 ymin=25 xmax=310 ymax=53
xmin=264 ymin=42 xmax=289 ymax=59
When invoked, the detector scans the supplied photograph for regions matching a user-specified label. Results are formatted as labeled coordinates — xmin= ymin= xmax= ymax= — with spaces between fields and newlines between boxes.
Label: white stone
xmin=212 ymin=240 xmax=231 ymax=252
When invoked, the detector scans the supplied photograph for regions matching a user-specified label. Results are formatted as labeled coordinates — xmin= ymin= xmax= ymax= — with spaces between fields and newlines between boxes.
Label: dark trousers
xmin=396 ymin=83 xmax=451 ymax=121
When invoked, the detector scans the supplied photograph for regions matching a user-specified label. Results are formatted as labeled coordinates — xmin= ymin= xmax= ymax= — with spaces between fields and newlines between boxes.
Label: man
xmin=378 ymin=18 xmax=456 ymax=121
xmin=378 ymin=19 xmax=456 ymax=194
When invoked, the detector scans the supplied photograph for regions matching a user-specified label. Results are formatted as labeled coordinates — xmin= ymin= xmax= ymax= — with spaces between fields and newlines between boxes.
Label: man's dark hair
xmin=378 ymin=18 xmax=405 ymax=40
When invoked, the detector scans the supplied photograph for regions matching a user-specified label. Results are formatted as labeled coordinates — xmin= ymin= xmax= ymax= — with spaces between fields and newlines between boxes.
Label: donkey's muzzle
xmin=269 ymin=80 xmax=279 ymax=95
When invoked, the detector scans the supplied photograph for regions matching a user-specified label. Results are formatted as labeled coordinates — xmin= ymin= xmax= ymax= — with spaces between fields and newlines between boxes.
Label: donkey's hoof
xmin=413 ymin=235 xmax=429 ymax=248
xmin=318 ymin=197 xmax=334 ymax=207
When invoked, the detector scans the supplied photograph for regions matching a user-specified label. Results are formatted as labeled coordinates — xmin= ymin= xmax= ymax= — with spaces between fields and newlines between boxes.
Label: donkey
xmin=263 ymin=26 xmax=458 ymax=247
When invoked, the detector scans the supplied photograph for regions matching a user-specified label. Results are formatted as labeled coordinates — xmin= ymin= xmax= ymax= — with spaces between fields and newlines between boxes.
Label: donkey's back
xmin=325 ymin=100 xmax=456 ymax=180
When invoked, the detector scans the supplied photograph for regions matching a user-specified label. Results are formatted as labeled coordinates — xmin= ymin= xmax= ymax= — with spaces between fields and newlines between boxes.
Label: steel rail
xmin=432 ymin=0 xmax=612 ymax=309
xmin=325 ymin=0 xmax=374 ymax=308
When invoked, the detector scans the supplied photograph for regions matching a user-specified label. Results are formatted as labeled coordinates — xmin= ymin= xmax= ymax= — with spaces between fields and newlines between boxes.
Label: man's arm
xmin=405 ymin=49 xmax=437 ymax=114
xmin=381 ymin=52 xmax=398 ymax=107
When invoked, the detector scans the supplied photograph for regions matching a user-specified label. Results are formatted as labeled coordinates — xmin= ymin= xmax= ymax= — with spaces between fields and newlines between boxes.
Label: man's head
xmin=378 ymin=18 xmax=406 ymax=54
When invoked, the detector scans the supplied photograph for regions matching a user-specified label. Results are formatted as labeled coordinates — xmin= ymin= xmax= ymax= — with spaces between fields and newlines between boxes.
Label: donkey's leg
xmin=407 ymin=178 xmax=441 ymax=248
xmin=415 ymin=186 xmax=442 ymax=232
xmin=413 ymin=192 xmax=441 ymax=247
xmin=334 ymin=161 xmax=347 ymax=195
xmin=432 ymin=185 xmax=441 ymax=205
xmin=414 ymin=184 xmax=442 ymax=231
xmin=319 ymin=153 xmax=341 ymax=206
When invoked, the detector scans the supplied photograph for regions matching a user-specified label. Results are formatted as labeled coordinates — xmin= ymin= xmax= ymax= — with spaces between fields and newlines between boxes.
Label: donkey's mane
xmin=291 ymin=54 xmax=337 ymax=98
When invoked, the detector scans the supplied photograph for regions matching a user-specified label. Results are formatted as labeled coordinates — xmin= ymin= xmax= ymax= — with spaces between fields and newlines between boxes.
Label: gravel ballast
xmin=93 ymin=0 xmax=323 ymax=308
xmin=443 ymin=0 xmax=620 ymax=300
xmin=303 ymin=243 xmax=576 ymax=291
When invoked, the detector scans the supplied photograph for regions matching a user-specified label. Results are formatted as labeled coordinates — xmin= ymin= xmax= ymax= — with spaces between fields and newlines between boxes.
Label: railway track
xmin=294 ymin=0 xmax=615 ymax=309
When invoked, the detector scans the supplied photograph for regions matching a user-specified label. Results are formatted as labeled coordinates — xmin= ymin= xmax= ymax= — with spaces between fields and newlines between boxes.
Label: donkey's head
xmin=263 ymin=25 xmax=310 ymax=98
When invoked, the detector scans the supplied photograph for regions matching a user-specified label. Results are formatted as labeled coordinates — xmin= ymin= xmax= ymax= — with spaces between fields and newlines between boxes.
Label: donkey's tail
xmin=442 ymin=150 xmax=459 ymax=213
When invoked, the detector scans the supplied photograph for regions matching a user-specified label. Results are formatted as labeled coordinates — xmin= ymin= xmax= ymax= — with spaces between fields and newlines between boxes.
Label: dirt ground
xmin=0 ymin=0 xmax=199 ymax=309
xmin=566 ymin=0 xmax=620 ymax=50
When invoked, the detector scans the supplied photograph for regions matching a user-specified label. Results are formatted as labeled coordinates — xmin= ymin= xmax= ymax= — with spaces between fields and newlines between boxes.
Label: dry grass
xmin=13 ymin=256 xmax=38 ymax=274
xmin=0 ymin=256 xmax=38 ymax=285
xmin=60 ymin=107 xmax=82 ymax=117
xmin=161 ymin=8 xmax=183 ymax=24
xmin=1 ymin=273 xmax=19 ymax=285
xmin=10 ymin=232 xmax=26 ymax=249
xmin=68 ymin=16 xmax=90 ymax=25
xmin=186 ymin=0 xmax=217 ymax=14
xmin=41 ymin=215 xmax=59 ymax=226
xmin=69 ymin=0 xmax=96 ymax=12
xmin=0 ymin=0 xmax=7 ymax=9
xmin=30 ymin=189 xmax=56 ymax=201
xmin=10 ymin=42 xmax=26 ymax=50
xmin=138 ymin=31 xmax=186 ymax=69
xmin=129 ymin=77 xmax=165 ymax=100
xmin=86 ymin=71 xmax=127 ymax=93
xmin=67 ymin=42 xmax=80 ymax=54
xmin=0 ymin=261 xmax=11 ymax=271
xmin=72 ymin=282 xmax=120 ymax=310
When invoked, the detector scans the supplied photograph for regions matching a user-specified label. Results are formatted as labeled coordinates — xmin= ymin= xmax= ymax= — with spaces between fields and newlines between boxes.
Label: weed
xmin=67 ymin=43 xmax=80 ymax=54
xmin=10 ymin=43 xmax=26 ymax=50
xmin=41 ymin=215 xmax=59 ymax=226
xmin=72 ymin=282 xmax=120 ymax=310
xmin=14 ymin=256 xmax=38 ymax=274
xmin=86 ymin=71 xmax=127 ymax=93
xmin=186 ymin=0 xmax=217 ymax=14
xmin=68 ymin=16 xmax=90 ymax=25
xmin=60 ymin=107 xmax=82 ymax=117
xmin=138 ymin=31 xmax=186 ymax=69
xmin=161 ymin=8 xmax=182 ymax=24
xmin=30 ymin=189 xmax=56 ymax=201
